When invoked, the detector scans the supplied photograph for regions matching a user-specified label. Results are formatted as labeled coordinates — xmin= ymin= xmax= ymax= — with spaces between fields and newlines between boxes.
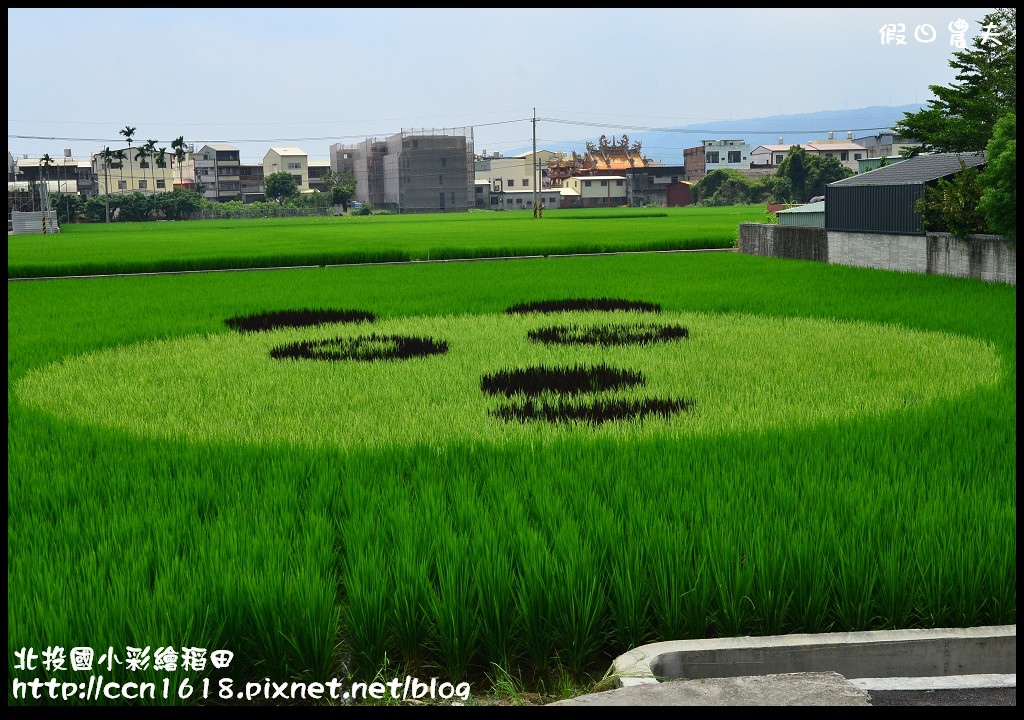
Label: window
xmin=616 ymin=180 xmax=623 ymax=187
xmin=522 ymin=179 xmax=529 ymax=187
xmin=441 ymin=157 xmax=447 ymax=168
xmin=516 ymin=198 xmax=523 ymax=204
xmin=775 ymin=154 xmax=785 ymax=164
xmin=728 ymin=151 xmax=741 ymax=163
xmin=841 ymin=152 xmax=849 ymax=161
xmin=584 ymin=180 xmax=592 ymax=187
xmin=292 ymin=175 xmax=302 ymax=186
xmin=854 ymin=153 xmax=862 ymax=160
xmin=507 ymin=179 xmax=514 ymax=187
xmin=140 ymin=161 xmax=149 ymax=169
xmin=156 ymin=180 xmax=166 ymax=189
xmin=118 ymin=180 xmax=127 ymax=190
xmin=287 ymin=162 xmax=302 ymax=170
xmin=439 ymin=175 xmax=443 ymax=185
xmin=706 ymin=151 xmax=720 ymax=163
xmin=451 ymin=192 xmax=455 ymax=204
xmin=600 ymin=180 xmax=608 ymax=187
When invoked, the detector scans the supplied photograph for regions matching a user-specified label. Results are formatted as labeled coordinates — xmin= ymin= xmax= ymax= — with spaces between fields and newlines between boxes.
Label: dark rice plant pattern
xmin=271 ymin=334 xmax=448 ymax=362
xmin=226 ymin=308 xmax=376 ymax=333
xmin=528 ymin=323 xmax=689 ymax=346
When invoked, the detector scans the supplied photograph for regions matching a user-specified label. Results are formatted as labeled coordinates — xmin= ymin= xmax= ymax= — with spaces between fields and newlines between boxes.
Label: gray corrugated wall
xmin=825 ymin=184 xmax=925 ymax=235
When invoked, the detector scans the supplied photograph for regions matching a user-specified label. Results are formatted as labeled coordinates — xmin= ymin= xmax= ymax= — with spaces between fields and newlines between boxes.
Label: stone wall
xmin=738 ymin=223 xmax=1016 ymax=286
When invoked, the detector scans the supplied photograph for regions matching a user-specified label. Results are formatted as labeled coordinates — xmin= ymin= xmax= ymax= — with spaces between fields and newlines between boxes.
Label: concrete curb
xmin=612 ymin=625 xmax=1016 ymax=688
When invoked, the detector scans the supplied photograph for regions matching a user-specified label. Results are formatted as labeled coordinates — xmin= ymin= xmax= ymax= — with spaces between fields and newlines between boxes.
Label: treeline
xmin=692 ymin=145 xmax=854 ymax=206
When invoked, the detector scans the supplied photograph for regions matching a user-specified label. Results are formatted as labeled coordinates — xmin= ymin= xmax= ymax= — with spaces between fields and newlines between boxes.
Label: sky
xmin=8 ymin=8 xmax=1000 ymax=166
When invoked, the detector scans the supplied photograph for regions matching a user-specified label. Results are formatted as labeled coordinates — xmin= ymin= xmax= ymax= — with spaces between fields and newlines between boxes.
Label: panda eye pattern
xmin=225 ymin=308 xmax=376 ymax=333
xmin=505 ymin=297 xmax=661 ymax=315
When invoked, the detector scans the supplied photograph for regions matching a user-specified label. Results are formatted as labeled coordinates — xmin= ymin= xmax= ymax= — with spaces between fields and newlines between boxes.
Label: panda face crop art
xmin=16 ymin=299 xmax=1003 ymax=451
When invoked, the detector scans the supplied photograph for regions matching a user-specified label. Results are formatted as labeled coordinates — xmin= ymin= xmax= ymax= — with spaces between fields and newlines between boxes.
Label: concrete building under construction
xmin=331 ymin=127 xmax=474 ymax=214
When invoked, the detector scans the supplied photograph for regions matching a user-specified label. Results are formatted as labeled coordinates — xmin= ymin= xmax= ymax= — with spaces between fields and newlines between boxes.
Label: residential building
xmin=239 ymin=162 xmax=265 ymax=203
xmin=263 ymin=147 xmax=308 ymax=193
xmin=685 ymin=140 xmax=751 ymax=183
xmin=196 ymin=144 xmax=242 ymax=201
xmin=559 ymin=175 xmax=628 ymax=209
xmin=852 ymin=132 xmax=921 ymax=159
xmin=751 ymin=133 xmax=868 ymax=172
xmin=475 ymin=150 xmax=554 ymax=210
xmin=308 ymin=159 xmax=330 ymax=194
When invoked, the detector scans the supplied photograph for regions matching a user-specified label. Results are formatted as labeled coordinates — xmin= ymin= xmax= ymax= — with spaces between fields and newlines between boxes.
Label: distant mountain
xmin=515 ymin=104 xmax=926 ymax=165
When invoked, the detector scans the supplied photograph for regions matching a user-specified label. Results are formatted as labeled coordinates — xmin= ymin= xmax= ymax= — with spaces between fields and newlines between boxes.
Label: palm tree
xmin=171 ymin=136 xmax=186 ymax=187
xmin=99 ymin=147 xmax=114 ymax=221
xmin=113 ymin=149 xmax=127 ymax=192
xmin=144 ymin=139 xmax=158 ymax=191
xmin=120 ymin=125 xmax=136 ymax=190
xmin=155 ymin=147 xmax=168 ymax=192
xmin=134 ymin=145 xmax=150 ymax=193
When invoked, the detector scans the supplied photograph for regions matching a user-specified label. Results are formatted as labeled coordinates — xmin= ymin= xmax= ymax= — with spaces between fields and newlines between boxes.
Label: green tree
xmin=144 ymin=139 xmax=159 ymax=191
xmin=120 ymin=125 xmax=137 ymax=190
xmin=171 ymin=136 xmax=186 ymax=187
xmin=264 ymin=171 xmax=298 ymax=203
xmin=916 ymin=160 xmax=988 ymax=240
xmin=773 ymin=146 xmax=852 ymax=202
xmin=895 ymin=8 xmax=1016 ymax=153
xmin=775 ymin=146 xmax=810 ymax=201
xmin=134 ymin=145 xmax=150 ymax=193
xmin=322 ymin=169 xmax=357 ymax=209
xmin=112 ymin=149 xmax=128 ymax=192
xmin=155 ymin=147 xmax=168 ymax=192
xmin=155 ymin=188 xmax=203 ymax=220
xmin=804 ymin=155 xmax=854 ymax=199
xmin=116 ymin=191 xmax=155 ymax=222
xmin=978 ymin=112 xmax=1016 ymax=237
xmin=40 ymin=153 xmax=53 ymax=184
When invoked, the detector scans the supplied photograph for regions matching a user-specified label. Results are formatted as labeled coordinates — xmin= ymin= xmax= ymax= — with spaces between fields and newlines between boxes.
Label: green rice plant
xmin=338 ymin=512 xmax=395 ymax=679
xmin=472 ymin=529 xmax=518 ymax=672
xmin=607 ymin=532 xmax=652 ymax=650
xmin=513 ymin=529 xmax=555 ymax=677
xmin=6 ymin=246 xmax=1015 ymax=702
xmin=544 ymin=519 xmax=607 ymax=678
xmin=426 ymin=532 xmax=480 ymax=682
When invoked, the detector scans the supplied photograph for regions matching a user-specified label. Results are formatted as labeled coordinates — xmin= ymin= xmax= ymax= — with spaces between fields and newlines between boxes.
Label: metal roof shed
xmin=778 ymin=200 xmax=825 ymax=227
xmin=824 ymin=152 xmax=987 ymax=235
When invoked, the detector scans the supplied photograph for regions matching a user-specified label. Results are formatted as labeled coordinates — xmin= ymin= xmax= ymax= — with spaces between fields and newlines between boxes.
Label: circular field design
xmin=16 ymin=309 xmax=1004 ymax=450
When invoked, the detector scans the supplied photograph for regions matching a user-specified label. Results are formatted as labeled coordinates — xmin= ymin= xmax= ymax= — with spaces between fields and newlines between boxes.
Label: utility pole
xmin=532 ymin=108 xmax=538 ymax=218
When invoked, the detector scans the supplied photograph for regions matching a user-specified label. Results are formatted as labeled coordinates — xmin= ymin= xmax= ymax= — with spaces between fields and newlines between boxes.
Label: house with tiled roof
xmin=751 ymin=133 xmax=870 ymax=172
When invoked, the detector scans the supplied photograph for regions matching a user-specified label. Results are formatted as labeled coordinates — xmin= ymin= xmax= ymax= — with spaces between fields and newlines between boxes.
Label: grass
xmin=7 ymin=244 xmax=1016 ymax=705
xmin=7 ymin=205 xmax=763 ymax=278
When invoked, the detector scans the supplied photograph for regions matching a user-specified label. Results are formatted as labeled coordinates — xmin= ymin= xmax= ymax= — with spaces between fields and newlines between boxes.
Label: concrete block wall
xmin=738 ymin=223 xmax=1016 ymax=286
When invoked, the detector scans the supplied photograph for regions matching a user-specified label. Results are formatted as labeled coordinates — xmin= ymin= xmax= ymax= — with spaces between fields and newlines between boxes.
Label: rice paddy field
xmin=7 ymin=209 xmax=1016 ymax=705
xmin=6 ymin=205 xmax=764 ymax=278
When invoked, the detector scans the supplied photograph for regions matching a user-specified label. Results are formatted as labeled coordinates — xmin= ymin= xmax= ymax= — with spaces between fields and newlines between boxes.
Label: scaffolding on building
xmin=334 ymin=127 xmax=475 ymax=214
